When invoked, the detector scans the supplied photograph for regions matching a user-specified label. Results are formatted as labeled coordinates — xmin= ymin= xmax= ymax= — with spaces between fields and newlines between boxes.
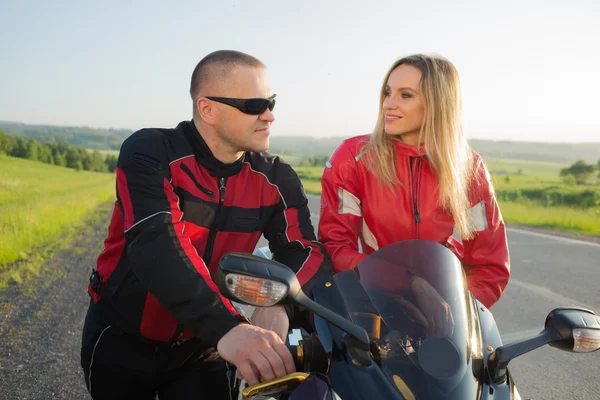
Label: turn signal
xmin=573 ymin=328 xmax=600 ymax=353
xmin=225 ymin=273 xmax=288 ymax=307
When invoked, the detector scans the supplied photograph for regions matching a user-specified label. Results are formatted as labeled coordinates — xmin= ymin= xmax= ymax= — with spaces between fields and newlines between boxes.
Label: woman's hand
xmin=410 ymin=276 xmax=455 ymax=338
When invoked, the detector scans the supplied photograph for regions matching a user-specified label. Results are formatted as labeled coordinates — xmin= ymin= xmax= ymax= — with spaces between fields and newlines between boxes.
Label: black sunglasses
xmin=206 ymin=94 xmax=276 ymax=115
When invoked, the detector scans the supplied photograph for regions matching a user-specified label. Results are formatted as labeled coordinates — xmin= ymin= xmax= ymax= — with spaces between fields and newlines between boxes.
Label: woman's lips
xmin=385 ymin=114 xmax=403 ymax=122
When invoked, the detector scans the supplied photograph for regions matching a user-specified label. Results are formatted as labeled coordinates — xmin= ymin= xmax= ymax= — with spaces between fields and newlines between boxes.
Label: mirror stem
xmin=295 ymin=292 xmax=371 ymax=350
xmin=488 ymin=330 xmax=555 ymax=384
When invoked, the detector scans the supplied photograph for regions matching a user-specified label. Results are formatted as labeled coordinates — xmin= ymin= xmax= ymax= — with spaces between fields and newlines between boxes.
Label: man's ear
xmin=196 ymin=97 xmax=218 ymax=125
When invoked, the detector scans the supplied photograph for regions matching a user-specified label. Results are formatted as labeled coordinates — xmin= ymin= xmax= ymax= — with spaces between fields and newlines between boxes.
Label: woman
xmin=318 ymin=54 xmax=510 ymax=309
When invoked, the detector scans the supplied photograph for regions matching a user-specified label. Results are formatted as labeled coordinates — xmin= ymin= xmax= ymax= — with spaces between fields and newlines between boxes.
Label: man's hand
xmin=217 ymin=323 xmax=296 ymax=386
xmin=250 ymin=305 xmax=289 ymax=341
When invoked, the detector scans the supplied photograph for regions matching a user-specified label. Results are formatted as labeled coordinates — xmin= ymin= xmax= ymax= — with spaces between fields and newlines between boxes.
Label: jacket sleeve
xmin=116 ymin=129 xmax=243 ymax=347
xmin=457 ymin=157 xmax=511 ymax=308
xmin=262 ymin=158 xmax=333 ymax=294
xmin=317 ymin=142 xmax=368 ymax=273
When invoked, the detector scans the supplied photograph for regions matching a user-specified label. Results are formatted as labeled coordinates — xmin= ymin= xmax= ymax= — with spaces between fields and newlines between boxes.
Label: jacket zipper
xmin=203 ymin=176 xmax=227 ymax=267
xmin=169 ymin=177 xmax=224 ymax=347
xmin=409 ymin=157 xmax=422 ymax=238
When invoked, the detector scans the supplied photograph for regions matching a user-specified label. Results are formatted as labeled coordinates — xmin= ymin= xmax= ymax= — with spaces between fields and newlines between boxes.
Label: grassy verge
xmin=0 ymin=155 xmax=115 ymax=288
xmin=296 ymin=166 xmax=323 ymax=195
xmin=498 ymin=201 xmax=600 ymax=236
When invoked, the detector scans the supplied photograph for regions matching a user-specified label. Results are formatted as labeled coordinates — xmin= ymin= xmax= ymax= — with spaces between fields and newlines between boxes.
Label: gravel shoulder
xmin=0 ymin=202 xmax=113 ymax=400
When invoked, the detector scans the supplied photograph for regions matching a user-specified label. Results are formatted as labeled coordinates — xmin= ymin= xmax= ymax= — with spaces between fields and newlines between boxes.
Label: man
xmin=81 ymin=50 xmax=331 ymax=399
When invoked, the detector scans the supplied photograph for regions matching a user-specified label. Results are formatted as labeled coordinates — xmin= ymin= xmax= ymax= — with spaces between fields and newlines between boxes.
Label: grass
xmin=0 ymin=155 xmax=115 ymax=287
xmin=295 ymin=166 xmax=323 ymax=195
xmin=484 ymin=157 xmax=566 ymax=181
xmin=296 ymin=159 xmax=600 ymax=236
xmin=498 ymin=201 xmax=600 ymax=235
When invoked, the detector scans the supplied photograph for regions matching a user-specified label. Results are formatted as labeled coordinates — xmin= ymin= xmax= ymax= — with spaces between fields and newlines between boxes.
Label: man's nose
xmin=259 ymin=108 xmax=275 ymax=123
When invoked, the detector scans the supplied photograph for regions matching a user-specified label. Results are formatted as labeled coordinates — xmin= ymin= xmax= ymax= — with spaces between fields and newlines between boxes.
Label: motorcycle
xmin=217 ymin=239 xmax=600 ymax=399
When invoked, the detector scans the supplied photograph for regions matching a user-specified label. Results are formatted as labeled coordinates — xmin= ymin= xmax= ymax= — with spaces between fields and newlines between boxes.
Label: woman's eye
xmin=401 ymin=93 xmax=413 ymax=99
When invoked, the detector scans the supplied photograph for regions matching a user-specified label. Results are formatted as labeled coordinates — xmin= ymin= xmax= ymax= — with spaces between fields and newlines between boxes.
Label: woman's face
xmin=382 ymin=64 xmax=425 ymax=145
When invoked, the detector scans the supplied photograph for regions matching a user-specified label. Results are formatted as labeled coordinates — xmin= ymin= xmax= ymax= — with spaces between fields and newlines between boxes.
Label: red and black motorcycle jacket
xmin=318 ymin=135 xmax=510 ymax=309
xmin=88 ymin=120 xmax=330 ymax=348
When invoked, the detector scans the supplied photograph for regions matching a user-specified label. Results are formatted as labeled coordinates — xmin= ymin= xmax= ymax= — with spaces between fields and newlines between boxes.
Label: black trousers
xmin=80 ymin=303 xmax=236 ymax=400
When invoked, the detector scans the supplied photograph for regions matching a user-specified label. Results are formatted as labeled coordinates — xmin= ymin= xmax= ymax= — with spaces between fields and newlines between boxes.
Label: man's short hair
xmin=189 ymin=50 xmax=265 ymax=100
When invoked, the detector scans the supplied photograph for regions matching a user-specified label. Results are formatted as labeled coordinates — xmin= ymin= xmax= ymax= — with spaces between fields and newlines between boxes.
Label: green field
xmin=485 ymin=158 xmax=565 ymax=181
xmin=296 ymin=158 xmax=600 ymax=236
xmin=0 ymin=155 xmax=115 ymax=287
xmin=93 ymin=149 xmax=120 ymax=157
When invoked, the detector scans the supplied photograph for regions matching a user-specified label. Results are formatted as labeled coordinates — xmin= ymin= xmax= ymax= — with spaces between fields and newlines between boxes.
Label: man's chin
xmin=248 ymin=138 xmax=269 ymax=153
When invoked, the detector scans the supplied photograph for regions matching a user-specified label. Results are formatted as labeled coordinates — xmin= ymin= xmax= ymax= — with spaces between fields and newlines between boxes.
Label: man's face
xmin=212 ymin=66 xmax=275 ymax=153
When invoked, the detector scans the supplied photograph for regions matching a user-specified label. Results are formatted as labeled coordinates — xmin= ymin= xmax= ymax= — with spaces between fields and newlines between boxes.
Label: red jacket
xmin=90 ymin=120 xmax=330 ymax=347
xmin=318 ymin=135 xmax=510 ymax=308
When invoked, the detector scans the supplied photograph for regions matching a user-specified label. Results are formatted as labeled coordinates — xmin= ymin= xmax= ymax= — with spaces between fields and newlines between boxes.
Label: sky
xmin=1 ymin=0 xmax=599 ymax=142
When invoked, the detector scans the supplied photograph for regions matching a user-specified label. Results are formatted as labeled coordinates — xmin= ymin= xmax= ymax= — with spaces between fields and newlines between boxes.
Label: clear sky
xmin=1 ymin=0 xmax=599 ymax=142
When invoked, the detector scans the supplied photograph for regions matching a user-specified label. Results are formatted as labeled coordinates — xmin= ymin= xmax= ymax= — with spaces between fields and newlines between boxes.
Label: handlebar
xmin=287 ymin=332 xmax=329 ymax=375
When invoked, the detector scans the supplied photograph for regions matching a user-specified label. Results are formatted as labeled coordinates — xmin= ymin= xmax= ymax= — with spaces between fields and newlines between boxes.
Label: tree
xmin=0 ymin=129 xmax=9 ymax=155
xmin=81 ymin=151 xmax=94 ymax=171
xmin=0 ymin=129 xmax=117 ymax=173
xmin=25 ymin=139 xmax=40 ymax=161
xmin=104 ymin=154 xmax=118 ymax=172
xmin=559 ymin=160 xmax=595 ymax=185
xmin=65 ymin=148 xmax=81 ymax=169
xmin=53 ymin=153 xmax=66 ymax=167
xmin=563 ymin=174 xmax=577 ymax=186
xmin=11 ymin=138 xmax=28 ymax=158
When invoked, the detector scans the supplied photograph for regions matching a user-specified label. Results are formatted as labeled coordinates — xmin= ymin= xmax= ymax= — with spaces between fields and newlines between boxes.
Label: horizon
xmin=2 ymin=119 xmax=600 ymax=145
xmin=2 ymin=1 xmax=599 ymax=143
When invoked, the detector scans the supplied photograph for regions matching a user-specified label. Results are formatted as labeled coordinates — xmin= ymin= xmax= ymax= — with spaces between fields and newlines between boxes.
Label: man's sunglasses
xmin=206 ymin=94 xmax=276 ymax=115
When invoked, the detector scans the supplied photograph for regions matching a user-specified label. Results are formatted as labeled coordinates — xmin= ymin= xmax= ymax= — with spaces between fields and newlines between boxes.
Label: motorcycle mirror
xmin=545 ymin=307 xmax=600 ymax=353
xmin=217 ymin=252 xmax=371 ymax=351
xmin=488 ymin=307 xmax=599 ymax=384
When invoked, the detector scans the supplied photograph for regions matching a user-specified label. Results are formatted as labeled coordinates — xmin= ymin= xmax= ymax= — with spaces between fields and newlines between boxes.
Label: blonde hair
xmin=361 ymin=54 xmax=476 ymax=240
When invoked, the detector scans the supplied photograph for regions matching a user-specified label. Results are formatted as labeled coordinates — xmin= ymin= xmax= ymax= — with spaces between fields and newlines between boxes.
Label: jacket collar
xmin=392 ymin=138 xmax=427 ymax=157
xmin=179 ymin=120 xmax=244 ymax=177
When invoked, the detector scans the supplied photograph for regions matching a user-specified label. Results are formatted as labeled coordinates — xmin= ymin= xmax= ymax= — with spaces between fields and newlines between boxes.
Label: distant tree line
xmin=0 ymin=129 xmax=118 ymax=173
xmin=0 ymin=122 xmax=130 ymax=151
xmin=559 ymin=159 xmax=600 ymax=185
xmin=297 ymin=155 xmax=330 ymax=167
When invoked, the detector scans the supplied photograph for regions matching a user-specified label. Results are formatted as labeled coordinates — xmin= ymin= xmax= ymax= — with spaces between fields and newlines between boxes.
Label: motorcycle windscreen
xmin=334 ymin=240 xmax=479 ymax=399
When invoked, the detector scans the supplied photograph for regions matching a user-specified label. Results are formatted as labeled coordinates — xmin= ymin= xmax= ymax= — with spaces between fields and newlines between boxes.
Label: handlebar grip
xmin=287 ymin=343 xmax=305 ymax=372
xmin=286 ymin=332 xmax=330 ymax=374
